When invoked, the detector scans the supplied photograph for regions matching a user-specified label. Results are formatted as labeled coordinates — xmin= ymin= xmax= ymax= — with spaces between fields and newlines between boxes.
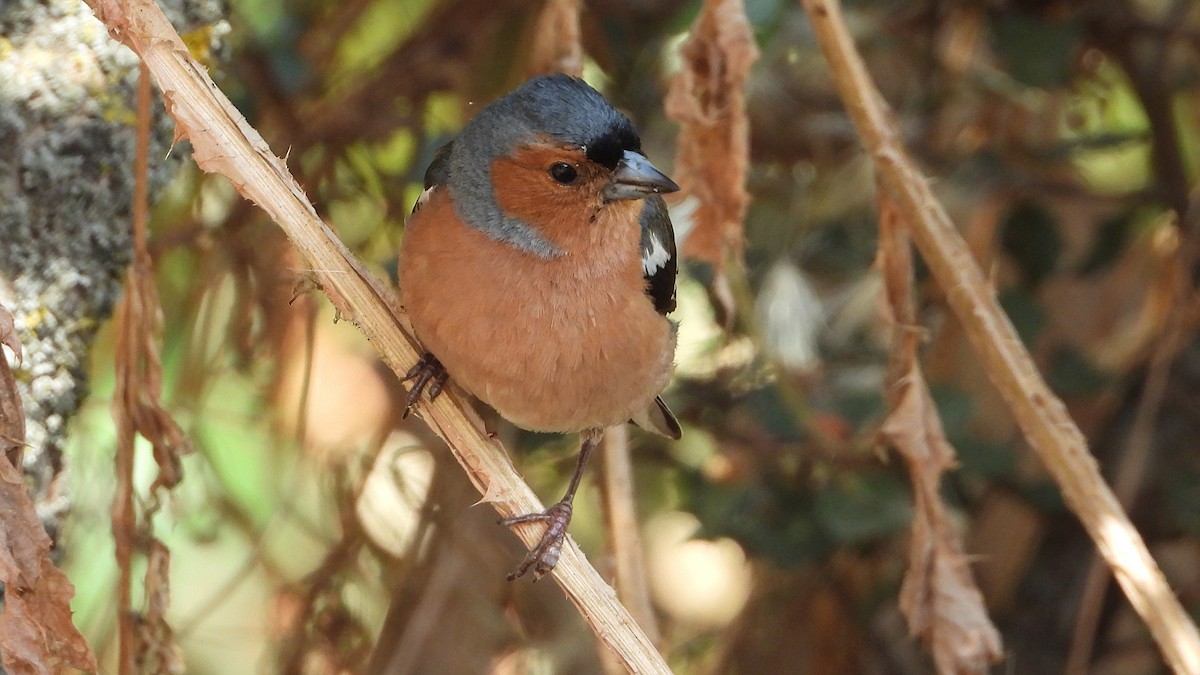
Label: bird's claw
xmin=500 ymin=501 xmax=574 ymax=581
xmin=401 ymin=352 xmax=449 ymax=418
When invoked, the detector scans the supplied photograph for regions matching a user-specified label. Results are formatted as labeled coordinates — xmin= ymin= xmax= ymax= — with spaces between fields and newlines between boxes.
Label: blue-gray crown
xmin=445 ymin=75 xmax=643 ymax=258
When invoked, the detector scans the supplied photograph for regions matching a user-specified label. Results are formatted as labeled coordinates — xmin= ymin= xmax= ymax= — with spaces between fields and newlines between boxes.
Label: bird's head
xmin=446 ymin=74 xmax=679 ymax=258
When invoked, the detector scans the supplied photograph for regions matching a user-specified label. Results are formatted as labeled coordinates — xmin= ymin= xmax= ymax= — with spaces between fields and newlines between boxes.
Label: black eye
xmin=549 ymin=162 xmax=578 ymax=185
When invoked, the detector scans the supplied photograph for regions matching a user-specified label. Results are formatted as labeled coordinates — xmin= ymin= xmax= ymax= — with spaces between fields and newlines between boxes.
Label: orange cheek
xmin=490 ymin=154 xmax=601 ymax=251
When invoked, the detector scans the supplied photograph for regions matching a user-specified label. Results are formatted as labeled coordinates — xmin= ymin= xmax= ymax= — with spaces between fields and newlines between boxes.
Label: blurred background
xmin=30 ymin=0 xmax=1200 ymax=672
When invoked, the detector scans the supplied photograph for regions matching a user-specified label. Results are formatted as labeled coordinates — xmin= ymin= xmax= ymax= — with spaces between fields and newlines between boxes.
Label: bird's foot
xmin=499 ymin=500 xmax=574 ymax=581
xmin=401 ymin=352 xmax=449 ymax=418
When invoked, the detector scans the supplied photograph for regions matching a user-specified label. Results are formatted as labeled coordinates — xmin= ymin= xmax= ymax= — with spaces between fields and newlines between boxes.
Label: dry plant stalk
xmin=597 ymin=425 xmax=660 ymax=646
xmin=877 ymin=198 xmax=1003 ymax=673
xmin=110 ymin=64 xmax=191 ymax=674
xmin=82 ymin=0 xmax=669 ymax=671
xmin=665 ymin=0 xmax=758 ymax=325
xmin=528 ymin=0 xmax=583 ymax=77
xmin=799 ymin=0 xmax=1200 ymax=671
xmin=528 ymin=4 xmax=659 ymax=647
xmin=0 ymin=305 xmax=96 ymax=674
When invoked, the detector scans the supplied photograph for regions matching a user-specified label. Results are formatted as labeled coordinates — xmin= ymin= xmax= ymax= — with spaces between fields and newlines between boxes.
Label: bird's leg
xmin=501 ymin=427 xmax=604 ymax=581
xmin=401 ymin=352 xmax=449 ymax=418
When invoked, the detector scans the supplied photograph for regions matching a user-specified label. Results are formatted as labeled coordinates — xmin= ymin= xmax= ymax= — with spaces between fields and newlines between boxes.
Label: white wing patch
xmin=642 ymin=232 xmax=671 ymax=275
xmin=411 ymin=185 xmax=438 ymax=214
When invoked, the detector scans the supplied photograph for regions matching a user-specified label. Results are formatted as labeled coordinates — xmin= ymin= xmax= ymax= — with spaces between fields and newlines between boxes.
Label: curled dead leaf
xmin=529 ymin=0 xmax=583 ymax=77
xmin=0 ymin=459 xmax=96 ymax=674
xmin=881 ymin=372 xmax=1003 ymax=673
xmin=110 ymin=228 xmax=190 ymax=672
xmin=666 ymin=0 xmax=759 ymax=326
xmin=114 ymin=264 xmax=191 ymax=492
xmin=137 ymin=540 xmax=185 ymax=674
xmin=878 ymin=198 xmax=1002 ymax=673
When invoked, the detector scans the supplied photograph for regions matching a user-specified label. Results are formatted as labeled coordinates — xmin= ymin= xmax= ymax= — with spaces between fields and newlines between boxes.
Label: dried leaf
xmin=880 ymin=376 xmax=956 ymax=474
xmin=665 ymin=0 xmax=758 ymax=325
xmin=136 ymin=541 xmax=185 ymax=674
xmin=0 ymin=306 xmax=25 ymax=468
xmin=528 ymin=0 xmax=583 ymax=77
xmin=878 ymin=198 xmax=1002 ymax=673
xmin=114 ymin=262 xmax=191 ymax=492
xmin=109 ymin=248 xmax=189 ymax=675
xmin=110 ymin=105 xmax=191 ymax=669
xmin=0 ymin=459 xmax=96 ymax=674
xmin=881 ymin=378 xmax=1003 ymax=673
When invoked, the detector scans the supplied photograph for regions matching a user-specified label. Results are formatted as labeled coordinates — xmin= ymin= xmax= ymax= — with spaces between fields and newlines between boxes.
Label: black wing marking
xmin=411 ymin=141 xmax=454 ymax=214
xmin=629 ymin=394 xmax=682 ymax=439
xmin=639 ymin=194 xmax=677 ymax=316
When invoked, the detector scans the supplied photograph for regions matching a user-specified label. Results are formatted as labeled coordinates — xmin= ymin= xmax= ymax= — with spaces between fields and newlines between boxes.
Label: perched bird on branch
xmin=398 ymin=73 xmax=681 ymax=580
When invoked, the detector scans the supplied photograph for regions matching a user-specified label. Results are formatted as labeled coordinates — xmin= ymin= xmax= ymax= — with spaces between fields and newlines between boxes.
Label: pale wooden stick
xmin=798 ymin=0 xmax=1200 ymax=671
xmin=598 ymin=424 xmax=661 ymax=645
xmin=82 ymin=1 xmax=669 ymax=672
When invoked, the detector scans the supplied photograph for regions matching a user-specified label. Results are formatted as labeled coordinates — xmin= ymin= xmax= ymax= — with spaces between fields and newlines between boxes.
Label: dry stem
xmin=598 ymin=425 xmax=661 ymax=646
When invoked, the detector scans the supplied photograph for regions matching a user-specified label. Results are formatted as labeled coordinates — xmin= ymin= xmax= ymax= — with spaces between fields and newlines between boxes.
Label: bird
xmin=397 ymin=73 xmax=682 ymax=580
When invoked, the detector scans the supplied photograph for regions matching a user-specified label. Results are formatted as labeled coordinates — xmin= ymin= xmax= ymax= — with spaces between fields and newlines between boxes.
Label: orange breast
xmin=398 ymin=189 xmax=676 ymax=433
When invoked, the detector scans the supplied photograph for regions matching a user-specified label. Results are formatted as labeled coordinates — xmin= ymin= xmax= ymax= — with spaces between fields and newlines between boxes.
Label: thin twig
xmin=1065 ymin=194 xmax=1200 ymax=674
xmin=82 ymin=1 xmax=669 ymax=671
xmin=374 ymin=545 xmax=470 ymax=675
xmin=597 ymin=425 xmax=660 ymax=645
xmin=798 ymin=0 xmax=1200 ymax=671
xmin=1065 ymin=309 xmax=1184 ymax=674
xmin=110 ymin=62 xmax=155 ymax=675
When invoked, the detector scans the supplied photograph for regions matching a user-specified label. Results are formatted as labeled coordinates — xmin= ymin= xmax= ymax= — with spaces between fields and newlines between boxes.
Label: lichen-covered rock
xmin=0 ymin=0 xmax=227 ymax=546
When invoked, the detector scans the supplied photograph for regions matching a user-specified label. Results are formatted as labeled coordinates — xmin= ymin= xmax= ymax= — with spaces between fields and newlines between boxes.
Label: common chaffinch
xmin=398 ymin=73 xmax=681 ymax=580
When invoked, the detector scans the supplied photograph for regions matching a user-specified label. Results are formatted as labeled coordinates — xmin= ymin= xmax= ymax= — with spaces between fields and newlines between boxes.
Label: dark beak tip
xmin=603 ymin=151 xmax=681 ymax=201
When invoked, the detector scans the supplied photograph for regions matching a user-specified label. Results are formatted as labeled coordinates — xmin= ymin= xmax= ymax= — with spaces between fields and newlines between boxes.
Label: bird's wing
xmin=631 ymin=395 xmax=682 ymax=439
xmin=412 ymin=141 xmax=454 ymax=213
xmin=639 ymin=194 xmax=677 ymax=316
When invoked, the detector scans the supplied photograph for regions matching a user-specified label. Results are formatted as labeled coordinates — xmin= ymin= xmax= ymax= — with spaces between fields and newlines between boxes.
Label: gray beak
xmin=602 ymin=151 xmax=680 ymax=202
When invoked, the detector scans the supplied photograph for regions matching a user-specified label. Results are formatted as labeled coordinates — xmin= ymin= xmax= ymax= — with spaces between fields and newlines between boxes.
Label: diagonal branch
xmin=80 ymin=0 xmax=669 ymax=672
xmin=798 ymin=0 xmax=1200 ymax=672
